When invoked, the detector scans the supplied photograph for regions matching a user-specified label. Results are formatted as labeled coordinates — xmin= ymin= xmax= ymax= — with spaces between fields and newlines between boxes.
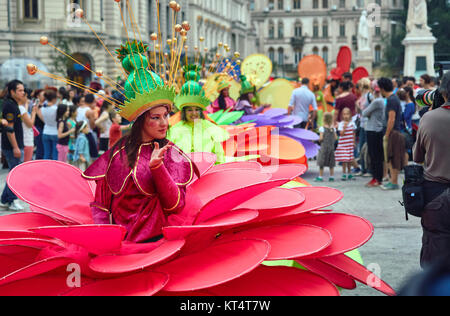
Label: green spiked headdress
xmin=115 ymin=40 xmax=176 ymax=122
xmin=240 ymin=75 xmax=256 ymax=95
xmin=174 ymin=64 xmax=211 ymax=111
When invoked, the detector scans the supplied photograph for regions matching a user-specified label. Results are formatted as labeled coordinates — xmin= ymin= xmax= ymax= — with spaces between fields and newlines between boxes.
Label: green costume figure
xmin=168 ymin=65 xmax=230 ymax=164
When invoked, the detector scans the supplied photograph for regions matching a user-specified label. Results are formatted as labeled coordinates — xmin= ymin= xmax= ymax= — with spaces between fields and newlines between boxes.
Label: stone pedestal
xmin=402 ymin=30 xmax=437 ymax=77
xmin=356 ymin=50 xmax=373 ymax=75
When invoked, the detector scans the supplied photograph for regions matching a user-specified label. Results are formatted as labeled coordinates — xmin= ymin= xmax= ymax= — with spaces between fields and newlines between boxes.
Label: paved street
xmin=0 ymin=161 xmax=424 ymax=296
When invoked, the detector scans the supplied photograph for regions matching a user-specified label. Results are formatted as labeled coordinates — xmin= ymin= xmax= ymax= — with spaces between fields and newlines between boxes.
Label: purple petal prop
xmin=263 ymin=108 xmax=288 ymax=118
xmin=277 ymin=128 xmax=320 ymax=141
xmin=300 ymin=140 xmax=320 ymax=158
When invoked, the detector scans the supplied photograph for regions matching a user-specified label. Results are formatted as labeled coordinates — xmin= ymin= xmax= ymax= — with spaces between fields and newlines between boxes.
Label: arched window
xmin=268 ymin=47 xmax=275 ymax=63
xmin=278 ymin=47 xmax=284 ymax=65
xmin=313 ymin=46 xmax=319 ymax=55
xmin=294 ymin=49 xmax=302 ymax=65
xmin=322 ymin=20 xmax=329 ymax=38
xmin=322 ymin=47 xmax=329 ymax=64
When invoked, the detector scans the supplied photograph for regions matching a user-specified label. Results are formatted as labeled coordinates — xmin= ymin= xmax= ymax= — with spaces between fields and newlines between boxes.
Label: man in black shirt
xmin=0 ymin=80 xmax=25 ymax=211
xmin=378 ymin=78 xmax=406 ymax=191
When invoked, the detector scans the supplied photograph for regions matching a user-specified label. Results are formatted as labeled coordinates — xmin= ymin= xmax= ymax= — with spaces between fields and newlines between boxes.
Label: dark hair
xmin=73 ymin=96 xmax=83 ymax=107
xmin=109 ymin=111 xmax=119 ymax=122
xmin=403 ymin=86 xmax=415 ymax=105
xmin=44 ymin=90 xmax=57 ymax=102
xmin=218 ymin=90 xmax=228 ymax=110
xmin=100 ymin=99 xmax=114 ymax=114
xmin=69 ymin=105 xmax=78 ymax=119
xmin=56 ymin=104 xmax=68 ymax=122
xmin=377 ymin=77 xmax=394 ymax=92
xmin=420 ymin=74 xmax=432 ymax=85
xmin=239 ymin=92 xmax=252 ymax=104
xmin=339 ymin=81 xmax=353 ymax=92
xmin=74 ymin=121 xmax=86 ymax=139
xmin=58 ymin=87 xmax=69 ymax=100
xmin=343 ymin=72 xmax=353 ymax=80
xmin=6 ymin=80 xmax=24 ymax=97
xmin=110 ymin=111 xmax=169 ymax=169
xmin=301 ymin=78 xmax=310 ymax=85
xmin=85 ymin=93 xmax=95 ymax=104
xmin=397 ymin=89 xmax=407 ymax=102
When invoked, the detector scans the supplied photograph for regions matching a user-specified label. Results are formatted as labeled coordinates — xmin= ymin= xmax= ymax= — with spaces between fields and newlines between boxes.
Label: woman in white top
xmin=95 ymin=100 xmax=114 ymax=155
xmin=19 ymin=98 xmax=37 ymax=162
xmin=37 ymin=90 xmax=59 ymax=160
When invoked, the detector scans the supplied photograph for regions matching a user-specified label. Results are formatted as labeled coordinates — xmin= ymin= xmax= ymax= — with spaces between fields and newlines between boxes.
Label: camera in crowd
xmin=416 ymin=89 xmax=445 ymax=109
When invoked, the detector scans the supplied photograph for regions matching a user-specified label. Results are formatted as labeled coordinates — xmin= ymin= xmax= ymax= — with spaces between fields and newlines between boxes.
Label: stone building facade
xmin=250 ymin=0 xmax=405 ymax=77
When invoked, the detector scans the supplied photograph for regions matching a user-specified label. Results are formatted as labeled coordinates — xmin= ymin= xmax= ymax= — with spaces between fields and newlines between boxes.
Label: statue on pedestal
xmin=406 ymin=0 xmax=431 ymax=34
xmin=357 ymin=10 xmax=370 ymax=51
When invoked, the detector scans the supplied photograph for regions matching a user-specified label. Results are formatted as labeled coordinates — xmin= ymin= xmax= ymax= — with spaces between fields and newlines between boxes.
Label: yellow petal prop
xmin=241 ymin=54 xmax=273 ymax=89
xmin=258 ymin=79 xmax=295 ymax=109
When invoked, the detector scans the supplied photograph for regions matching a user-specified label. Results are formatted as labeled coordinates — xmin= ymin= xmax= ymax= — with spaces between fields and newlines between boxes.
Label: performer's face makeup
xmin=142 ymin=106 xmax=170 ymax=142
xmin=185 ymin=106 xmax=202 ymax=123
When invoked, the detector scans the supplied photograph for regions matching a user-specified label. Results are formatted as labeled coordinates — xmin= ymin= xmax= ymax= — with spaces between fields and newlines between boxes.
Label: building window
xmin=313 ymin=0 xmax=319 ymax=9
xmin=278 ymin=22 xmax=284 ymax=39
xmin=322 ymin=0 xmax=328 ymax=9
xmin=375 ymin=26 xmax=381 ymax=36
xmin=339 ymin=0 xmax=345 ymax=8
xmin=278 ymin=48 xmax=284 ymax=65
xmin=269 ymin=48 xmax=275 ymax=63
xmin=294 ymin=21 xmax=302 ymax=37
xmin=295 ymin=49 xmax=302 ymax=65
xmin=375 ymin=45 xmax=381 ymax=64
xmin=322 ymin=47 xmax=329 ymax=64
xmin=293 ymin=0 xmax=301 ymax=10
xmin=313 ymin=47 xmax=319 ymax=55
xmin=376 ymin=0 xmax=382 ymax=6
xmin=23 ymin=0 xmax=38 ymax=19
xmin=269 ymin=0 xmax=275 ymax=10
xmin=278 ymin=0 xmax=284 ymax=10
xmin=313 ymin=20 xmax=319 ymax=38
xmin=322 ymin=21 xmax=328 ymax=38
xmin=339 ymin=21 xmax=346 ymax=37
xmin=269 ymin=21 xmax=275 ymax=39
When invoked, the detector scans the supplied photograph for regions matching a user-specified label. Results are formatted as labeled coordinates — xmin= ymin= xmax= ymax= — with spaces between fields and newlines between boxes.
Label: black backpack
xmin=401 ymin=165 xmax=425 ymax=220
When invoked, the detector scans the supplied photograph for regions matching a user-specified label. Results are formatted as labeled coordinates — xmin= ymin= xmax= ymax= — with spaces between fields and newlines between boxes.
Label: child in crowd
xmin=74 ymin=121 xmax=91 ymax=171
xmin=336 ymin=107 xmax=356 ymax=181
xmin=67 ymin=105 xmax=78 ymax=165
xmin=315 ymin=112 xmax=337 ymax=182
xmin=57 ymin=104 xmax=75 ymax=163
xmin=109 ymin=112 xmax=130 ymax=149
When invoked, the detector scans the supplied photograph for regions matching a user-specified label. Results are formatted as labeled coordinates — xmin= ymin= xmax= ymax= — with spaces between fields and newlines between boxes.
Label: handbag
xmin=32 ymin=126 xmax=40 ymax=137
xmin=401 ymin=165 xmax=425 ymax=220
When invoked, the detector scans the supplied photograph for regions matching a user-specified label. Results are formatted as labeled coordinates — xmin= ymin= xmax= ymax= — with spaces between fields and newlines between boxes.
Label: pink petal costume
xmin=82 ymin=143 xmax=194 ymax=243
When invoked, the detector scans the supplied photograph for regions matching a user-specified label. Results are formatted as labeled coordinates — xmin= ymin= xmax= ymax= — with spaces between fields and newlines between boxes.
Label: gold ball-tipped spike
xmin=40 ymin=36 xmax=49 ymax=45
xmin=27 ymin=64 xmax=38 ymax=75
xmin=175 ymin=4 xmax=181 ymax=11
xmin=169 ymin=1 xmax=177 ymax=9
xmin=180 ymin=30 xmax=187 ymax=36
xmin=167 ymin=39 xmax=172 ymax=46
xmin=96 ymin=70 xmax=104 ymax=77
xmin=199 ymin=37 xmax=205 ymax=42
xmin=175 ymin=24 xmax=182 ymax=33
xmin=150 ymin=33 xmax=158 ymax=41
xmin=182 ymin=21 xmax=191 ymax=31
xmin=234 ymin=52 xmax=241 ymax=58
xmin=218 ymin=42 xmax=223 ymax=47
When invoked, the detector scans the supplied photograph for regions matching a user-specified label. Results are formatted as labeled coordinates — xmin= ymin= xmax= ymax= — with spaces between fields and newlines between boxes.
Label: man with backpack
xmin=413 ymin=71 xmax=450 ymax=268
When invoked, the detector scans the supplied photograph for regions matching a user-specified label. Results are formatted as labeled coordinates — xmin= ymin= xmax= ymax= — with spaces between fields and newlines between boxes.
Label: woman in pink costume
xmin=207 ymin=79 xmax=236 ymax=113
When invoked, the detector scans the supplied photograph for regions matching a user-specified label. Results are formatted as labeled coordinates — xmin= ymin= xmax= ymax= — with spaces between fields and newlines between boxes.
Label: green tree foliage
xmin=428 ymin=0 xmax=450 ymax=61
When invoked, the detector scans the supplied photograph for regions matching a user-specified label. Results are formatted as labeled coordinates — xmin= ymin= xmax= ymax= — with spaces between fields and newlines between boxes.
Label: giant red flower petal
xmin=296 ymin=258 xmax=357 ymax=290
xmin=207 ymin=266 xmax=339 ymax=296
xmin=30 ymin=225 xmax=127 ymax=256
xmin=0 ymin=213 xmax=64 ymax=232
xmin=0 ymin=274 xmax=70 ymax=296
xmin=293 ymin=213 xmax=374 ymax=258
xmin=7 ymin=161 xmax=94 ymax=224
xmin=234 ymin=187 xmax=305 ymax=211
xmin=155 ymin=239 xmax=270 ymax=292
xmin=0 ymin=256 xmax=72 ymax=287
xmin=221 ymin=224 xmax=332 ymax=260
xmin=89 ymin=240 xmax=185 ymax=274
xmin=63 ymin=271 xmax=169 ymax=296
xmin=320 ymin=254 xmax=396 ymax=296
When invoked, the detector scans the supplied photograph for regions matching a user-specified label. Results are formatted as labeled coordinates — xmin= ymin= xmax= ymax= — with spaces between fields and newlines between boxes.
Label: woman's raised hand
xmin=149 ymin=142 xmax=171 ymax=169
